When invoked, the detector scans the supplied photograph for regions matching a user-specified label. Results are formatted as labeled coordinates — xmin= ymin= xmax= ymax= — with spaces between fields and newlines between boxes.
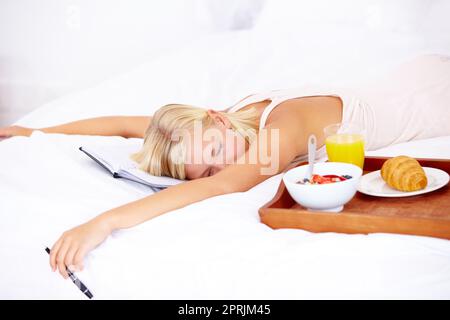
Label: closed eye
xmin=217 ymin=142 xmax=222 ymax=155
xmin=212 ymin=142 xmax=222 ymax=157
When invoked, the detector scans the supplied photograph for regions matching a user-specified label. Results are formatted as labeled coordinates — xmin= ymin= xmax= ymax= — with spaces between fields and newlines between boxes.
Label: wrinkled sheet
xmin=1 ymin=130 xmax=449 ymax=299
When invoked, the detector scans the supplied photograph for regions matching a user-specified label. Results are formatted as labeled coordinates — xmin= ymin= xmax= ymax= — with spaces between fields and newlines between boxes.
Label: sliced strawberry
xmin=323 ymin=174 xmax=347 ymax=181
xmin=311 ymin=174 xmax=323 ymax=184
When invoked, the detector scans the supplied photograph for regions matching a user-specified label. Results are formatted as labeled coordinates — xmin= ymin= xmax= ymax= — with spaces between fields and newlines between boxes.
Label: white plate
xmin=357 ymin=167 xmax=449 ymax=197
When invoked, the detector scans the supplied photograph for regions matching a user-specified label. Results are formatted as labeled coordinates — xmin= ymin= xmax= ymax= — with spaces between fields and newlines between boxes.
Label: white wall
xmin=0 ymin=0 xmax=265 ymax=126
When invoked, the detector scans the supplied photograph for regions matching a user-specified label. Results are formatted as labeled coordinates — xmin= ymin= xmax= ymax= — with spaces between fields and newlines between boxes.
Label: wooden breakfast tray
xmin=259 ymin=156 xmax=450 ymax=240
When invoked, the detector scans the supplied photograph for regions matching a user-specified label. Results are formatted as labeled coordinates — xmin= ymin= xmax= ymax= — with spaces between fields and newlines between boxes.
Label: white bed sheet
xmin=2 ymin=29 xmax=450 ymax=299
xmin=1 ymin=131 xmax=449 ymax=299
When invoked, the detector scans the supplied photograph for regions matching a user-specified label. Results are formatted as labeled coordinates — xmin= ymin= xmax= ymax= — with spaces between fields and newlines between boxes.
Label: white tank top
xmin=226 ymin=85 xmax=345 ymax=165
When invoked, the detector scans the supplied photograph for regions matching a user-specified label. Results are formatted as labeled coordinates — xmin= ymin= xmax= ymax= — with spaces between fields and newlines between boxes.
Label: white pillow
xmin=421 ymin=0 xmax=450 ymax=33
xmin=419 ymin=0 xmax=450 ymax=54
xmin=255 ymin=0 xmax=432 ymax=33
xmin=247 ymin=0 xmax=447 ymax=85
xmin=199 ymin=0 xmax=266 ymax=31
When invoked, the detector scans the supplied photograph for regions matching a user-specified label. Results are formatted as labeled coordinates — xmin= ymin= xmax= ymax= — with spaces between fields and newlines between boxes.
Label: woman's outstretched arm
xmin=49 ymin=123 xmax=302 ymax=279
xmin=49 ymin=174 xmax=231 ymax=278
xmin=0 ymin=116 xmax=152 ymax=139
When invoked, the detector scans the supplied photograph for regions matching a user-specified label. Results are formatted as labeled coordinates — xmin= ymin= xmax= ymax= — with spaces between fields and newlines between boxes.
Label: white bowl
xmin=282 ymin=162 xmax=363 ymax=213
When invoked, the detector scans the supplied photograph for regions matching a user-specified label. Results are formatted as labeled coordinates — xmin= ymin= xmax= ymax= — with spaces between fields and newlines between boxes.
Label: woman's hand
xmin=49 ymin=218 xmax=112 ymax=279
xmin=0 ymin=125 xmax=34 ymax=139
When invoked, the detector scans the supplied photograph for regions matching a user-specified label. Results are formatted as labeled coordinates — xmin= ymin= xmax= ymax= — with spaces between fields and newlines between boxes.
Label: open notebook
xmin=79 ymin=143 xmax=184 ymax=191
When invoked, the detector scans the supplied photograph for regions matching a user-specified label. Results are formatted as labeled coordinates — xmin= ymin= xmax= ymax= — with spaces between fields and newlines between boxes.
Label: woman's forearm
xmin=49 ymin=175 xmax=233 ymax=277
xmin=94 ymin=176 xmax=230 ymax=230
xmin=38 ymin=116 xmax=130 ymax=137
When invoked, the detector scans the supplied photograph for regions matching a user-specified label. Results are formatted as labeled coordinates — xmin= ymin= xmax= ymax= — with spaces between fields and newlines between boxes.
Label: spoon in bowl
xmin=305 ymin=134 xmax=317 ymax=182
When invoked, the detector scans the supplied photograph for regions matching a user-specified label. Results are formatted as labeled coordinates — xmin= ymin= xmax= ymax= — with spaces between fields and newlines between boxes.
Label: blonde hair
xmin=130 ymin=104 xmax=259 ymax=179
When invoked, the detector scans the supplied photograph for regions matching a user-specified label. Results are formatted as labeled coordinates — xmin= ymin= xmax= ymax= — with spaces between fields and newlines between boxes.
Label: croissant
xmin=380 ymin=156 xmax=428 ymax=192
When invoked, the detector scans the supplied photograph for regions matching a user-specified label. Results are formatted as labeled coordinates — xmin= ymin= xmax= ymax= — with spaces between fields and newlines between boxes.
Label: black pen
xmin=45 ymin=247 xmax=93 ymax=299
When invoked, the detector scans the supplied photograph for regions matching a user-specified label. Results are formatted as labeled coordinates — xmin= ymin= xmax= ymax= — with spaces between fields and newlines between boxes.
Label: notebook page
xmin=123 ymin=167 xmax=183 ymax=187
xmin=80 ymin=141 xmax=184 ymax=187
xmin=82 ymin=143 xmax=141 ymax=173
xmin=115 ymin=171 xmax=162 ymax=192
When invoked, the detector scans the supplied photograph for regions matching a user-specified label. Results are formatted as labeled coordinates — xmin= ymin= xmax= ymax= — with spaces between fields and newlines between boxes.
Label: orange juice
xmin=325 ymin=133 xmax=365 ymax=169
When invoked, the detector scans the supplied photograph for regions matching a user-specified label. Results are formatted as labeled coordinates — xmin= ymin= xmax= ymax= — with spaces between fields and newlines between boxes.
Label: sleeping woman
xmin=1 ymin=54 xmax=449 ymax=279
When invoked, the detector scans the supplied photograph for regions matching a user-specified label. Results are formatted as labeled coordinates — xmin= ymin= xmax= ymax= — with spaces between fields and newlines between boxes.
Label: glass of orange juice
xmin=323 ymin=123 xmax=366 ymax=169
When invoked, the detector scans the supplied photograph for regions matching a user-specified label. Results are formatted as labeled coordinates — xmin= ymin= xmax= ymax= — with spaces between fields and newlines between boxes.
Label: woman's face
xmin=183 ymin=116 xmax=247 ymax=180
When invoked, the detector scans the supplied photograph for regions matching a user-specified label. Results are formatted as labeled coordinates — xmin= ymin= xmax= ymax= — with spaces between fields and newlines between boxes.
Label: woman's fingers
xmin=0 ymin=125 xmax=33 ymax=138
xmin=0 ymin=127 xmax=11 ymax=137
xmin=0 ymin=126 xmax=14 ymax=137
xmin=56 ymin=241 xmax=71 ymax=279
xmin=64 ymin=246 xmax=78 ymax=273
xmin=72 ymin=247 xmax=87 ymax=272
xmin=50 ymin=238 xmax=63 ymax=272
xmin=49 ymin=221 xmax=112 ymax=279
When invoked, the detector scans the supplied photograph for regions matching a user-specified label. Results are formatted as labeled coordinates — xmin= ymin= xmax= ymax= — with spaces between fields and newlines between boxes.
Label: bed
xmin=2 ymin=2 xmax=450 ymax=299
